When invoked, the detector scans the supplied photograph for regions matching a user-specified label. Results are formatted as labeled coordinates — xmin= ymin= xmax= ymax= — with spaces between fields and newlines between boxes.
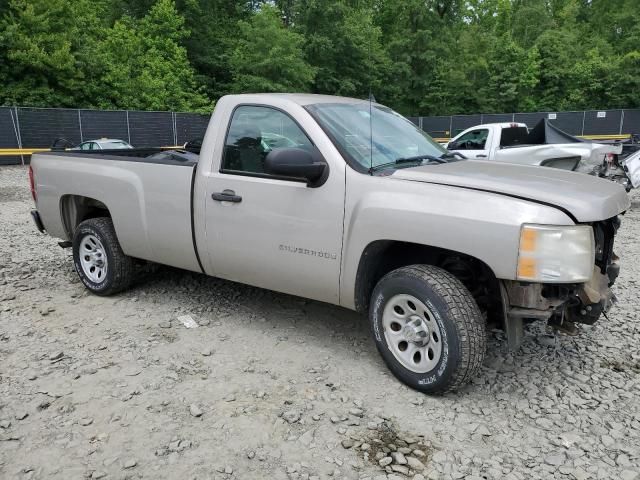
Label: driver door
xmin=203 ymin=105 xmax=345 ymax=304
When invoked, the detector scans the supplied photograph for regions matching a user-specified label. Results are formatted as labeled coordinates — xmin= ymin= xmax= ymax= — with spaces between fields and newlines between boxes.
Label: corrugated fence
xmin=1 ymin=106 xmax=639 ymax=165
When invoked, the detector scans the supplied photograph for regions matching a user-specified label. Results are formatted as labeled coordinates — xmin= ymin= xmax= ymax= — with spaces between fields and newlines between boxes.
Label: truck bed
xmin=31 ymin=149 xmax=202 ymax=273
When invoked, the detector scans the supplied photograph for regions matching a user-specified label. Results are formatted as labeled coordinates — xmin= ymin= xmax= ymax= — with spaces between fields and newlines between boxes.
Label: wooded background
xmin=0 ymin=0 xmax=638 ymax=117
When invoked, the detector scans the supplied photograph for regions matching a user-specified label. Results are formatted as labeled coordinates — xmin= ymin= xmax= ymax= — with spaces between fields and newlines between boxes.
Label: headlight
xmin=517 ymin=224 xmax=594 ymax=283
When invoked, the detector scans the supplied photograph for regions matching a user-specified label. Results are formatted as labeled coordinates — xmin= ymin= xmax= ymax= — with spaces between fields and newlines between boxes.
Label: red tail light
xmin=28 ymin=165 xmax=37 ymax=202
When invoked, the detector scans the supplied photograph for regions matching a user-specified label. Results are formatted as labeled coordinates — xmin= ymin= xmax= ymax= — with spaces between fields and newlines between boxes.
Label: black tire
xmin=370 ymin=264 xmax=486 ymax=394
xmin=72 ymin=217 xmax=134 ymax=296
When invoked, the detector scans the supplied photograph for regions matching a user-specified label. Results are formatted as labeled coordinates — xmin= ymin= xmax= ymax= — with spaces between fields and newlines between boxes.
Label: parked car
xmin=73 ymin=138 xmax=133 ymax=151
xmin=446 ymin=120 xmax=622 ymax=172
xmin=29 ymin=94 xmax=629 ymax=394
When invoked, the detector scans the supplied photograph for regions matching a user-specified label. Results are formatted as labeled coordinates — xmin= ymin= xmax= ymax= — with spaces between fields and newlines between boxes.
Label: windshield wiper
xmin=440 ymin=151 xmax=467 ymax=160
xmin=369 ymin=154 xmax=447 ymax=173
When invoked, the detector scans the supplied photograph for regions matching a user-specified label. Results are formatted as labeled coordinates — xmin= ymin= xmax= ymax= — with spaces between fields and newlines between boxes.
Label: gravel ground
xmin=1 ymin=164 xmax=639 ymax=480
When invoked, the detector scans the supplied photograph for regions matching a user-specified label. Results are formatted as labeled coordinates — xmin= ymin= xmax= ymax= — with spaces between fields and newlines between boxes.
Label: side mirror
xmin=264 ymin=147 xmax=328 ymax=187
xmin=447 ymin=141 xmax=458 ymax=150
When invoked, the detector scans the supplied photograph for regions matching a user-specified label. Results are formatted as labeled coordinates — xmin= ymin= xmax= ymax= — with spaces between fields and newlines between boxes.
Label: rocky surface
xmin=1 ymin=165 xmax=639 ymax=479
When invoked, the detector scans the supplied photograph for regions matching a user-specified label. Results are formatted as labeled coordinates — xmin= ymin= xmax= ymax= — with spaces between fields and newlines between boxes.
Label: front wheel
xmin=72 ymin=217 xmax=134 ymax=295
xmin=370 ymin=265 xmax=486 ymax=394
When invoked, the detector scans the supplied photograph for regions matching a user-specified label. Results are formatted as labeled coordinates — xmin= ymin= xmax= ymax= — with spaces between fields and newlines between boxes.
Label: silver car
xmin=74 ymin=138 xmax=133 ymax=150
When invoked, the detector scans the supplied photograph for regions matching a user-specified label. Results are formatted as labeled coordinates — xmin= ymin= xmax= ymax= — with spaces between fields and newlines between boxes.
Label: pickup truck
xmin=446 ymin=121 xmax=622 ymax=172
xmin=29 ymin=94 xmax=630 ymax=394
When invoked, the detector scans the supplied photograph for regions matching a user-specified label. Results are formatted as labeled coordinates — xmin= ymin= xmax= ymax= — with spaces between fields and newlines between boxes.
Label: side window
xmin=80 ymin=142 xmax=90 ymax=151
xmin=222 ymin=106 xmax=313 ymax=175
xmin=89 ymin=142 xmax=98 ymax=150
xmin=454 ymin=129 xmax=489 ymax=150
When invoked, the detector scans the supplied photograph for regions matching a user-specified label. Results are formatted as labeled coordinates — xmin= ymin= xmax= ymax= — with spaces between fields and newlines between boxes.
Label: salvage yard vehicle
xmin=29 ymin=94 xmax=630 ymax=394
xmin=72 ymin=138 xmax=134 ymax=151
xmin=446 ymin=120 xmax=622 ymax=173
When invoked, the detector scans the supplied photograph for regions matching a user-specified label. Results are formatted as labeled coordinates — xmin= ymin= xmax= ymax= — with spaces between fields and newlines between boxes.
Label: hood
xmin=391 ymin=160 xmax=630 ymax=222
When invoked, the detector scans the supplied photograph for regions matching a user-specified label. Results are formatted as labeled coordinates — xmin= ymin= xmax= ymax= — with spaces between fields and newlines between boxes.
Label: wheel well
xmin=60 ymin=195 xmax=111 ymax=239
xmin=354 ymin=240 xmax=502 ymax=321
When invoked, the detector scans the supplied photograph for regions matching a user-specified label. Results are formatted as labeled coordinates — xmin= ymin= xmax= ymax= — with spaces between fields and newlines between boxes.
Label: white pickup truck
xmin=29 ymin=94 xmax=629 ymax=394
xmin=446 ymin=121 xmax=622 ymax=172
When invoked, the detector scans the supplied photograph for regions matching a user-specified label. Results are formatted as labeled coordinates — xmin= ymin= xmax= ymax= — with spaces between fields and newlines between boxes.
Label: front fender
xmin=339 ymin=173 xmax=574 ymax=309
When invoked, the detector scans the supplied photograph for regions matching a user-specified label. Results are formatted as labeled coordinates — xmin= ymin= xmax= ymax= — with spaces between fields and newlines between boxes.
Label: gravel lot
xmin=1 ymin=164 xmax=639 ymax=480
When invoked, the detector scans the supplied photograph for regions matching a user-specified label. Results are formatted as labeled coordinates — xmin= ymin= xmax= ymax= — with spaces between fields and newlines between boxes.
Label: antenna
xmin=367 ymin=91 xmax=377 ymax=173
xmin=368 ymin=11 xmax=374 ymax=174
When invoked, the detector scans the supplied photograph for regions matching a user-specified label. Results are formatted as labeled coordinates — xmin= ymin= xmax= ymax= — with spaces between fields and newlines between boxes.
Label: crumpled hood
xmin=391 ymin=160 xmax=630 ymax=222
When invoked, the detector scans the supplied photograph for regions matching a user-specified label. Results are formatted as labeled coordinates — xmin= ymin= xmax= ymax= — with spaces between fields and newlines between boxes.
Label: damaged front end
xmin=501 ymin=217 xmax=622 ymax=349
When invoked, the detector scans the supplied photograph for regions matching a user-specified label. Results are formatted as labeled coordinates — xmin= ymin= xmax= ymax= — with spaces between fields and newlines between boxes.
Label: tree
xmin=229 ymin=5 xmax=315 ymax=93
xmin=93 ymin=0 xmax=210 ymax=111
xmin=1 ymin=0 xmax=640 ymax=115
xmin=294 ymin=1 xmax=389 ymax=99
xmin=177 ymin=0 xmax=251 ymax=99
xmin=481 ymin=35 xmax=540 ymax=112
xmin=0 ymin=0 xmax=102 ymax=107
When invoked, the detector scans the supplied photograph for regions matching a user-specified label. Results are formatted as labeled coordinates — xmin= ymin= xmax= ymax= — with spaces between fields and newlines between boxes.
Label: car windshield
xmin=100 ymin=141 xmax=131 ymax=149
xmin=306 ymin=102 xmax=447 ymax=171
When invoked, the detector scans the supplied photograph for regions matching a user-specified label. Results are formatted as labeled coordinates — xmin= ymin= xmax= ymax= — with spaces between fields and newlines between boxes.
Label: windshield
xmin=100 ymin=140 xmax=131 ymax=149
xmin=306 ymin=102 xmax=447 ymax=171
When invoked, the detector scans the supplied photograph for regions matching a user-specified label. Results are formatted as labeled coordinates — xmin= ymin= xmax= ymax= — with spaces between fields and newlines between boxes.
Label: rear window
xmin=500 ymin=127 xmax=529 ymax=147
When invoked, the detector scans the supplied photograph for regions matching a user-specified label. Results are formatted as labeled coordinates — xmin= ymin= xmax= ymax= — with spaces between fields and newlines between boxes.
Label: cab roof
xmin=222 ymin=93 xmax=369 ymax=106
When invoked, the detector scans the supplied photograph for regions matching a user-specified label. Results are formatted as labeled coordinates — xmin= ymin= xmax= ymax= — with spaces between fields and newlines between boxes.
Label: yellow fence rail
xmin=431 ymin=134 xmax=631 ymax=143
xmin=0 ymin=146 xmax=183 ymax=157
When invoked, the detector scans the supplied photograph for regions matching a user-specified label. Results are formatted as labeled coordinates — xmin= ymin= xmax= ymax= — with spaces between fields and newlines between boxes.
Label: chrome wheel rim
xmin=79 ymin=234 xmax=107 ymax=283
xmin=382 ymin=294 xmax=443 ymax=373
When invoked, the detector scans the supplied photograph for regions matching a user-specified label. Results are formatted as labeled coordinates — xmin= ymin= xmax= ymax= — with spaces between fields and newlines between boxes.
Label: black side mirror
xmin=264 ymin=147 xmax=328 ymax=187
xmin=447 ymin=141 xmax=457 ymax=150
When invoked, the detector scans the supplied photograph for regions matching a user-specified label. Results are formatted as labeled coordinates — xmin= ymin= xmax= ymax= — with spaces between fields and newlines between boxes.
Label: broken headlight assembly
xmin=516 ymin=224 xmax=595 ymax=283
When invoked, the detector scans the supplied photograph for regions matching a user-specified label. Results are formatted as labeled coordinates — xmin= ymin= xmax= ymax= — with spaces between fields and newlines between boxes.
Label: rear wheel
xmin=72 ymin=217 xmax=134 ymax=295
xmin=370 ymin=265 xmax=486 ymax=394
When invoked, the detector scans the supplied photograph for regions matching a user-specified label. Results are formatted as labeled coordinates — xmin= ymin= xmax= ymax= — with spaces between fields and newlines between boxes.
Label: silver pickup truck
xmin=29 ymin=94 xmax=630 ymax=394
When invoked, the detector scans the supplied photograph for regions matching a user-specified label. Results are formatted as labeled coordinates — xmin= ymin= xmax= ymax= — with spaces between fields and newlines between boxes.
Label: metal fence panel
xmin=80 ymin=110 xmax=129 ymax=143
xmin=127 ymin=111 xmax=174 ymax=147
xmin=420 ymin=116 xmax=451 ymax=138
xmin=18 ymin=107 xmax=81 ymax=148
xmin=406 ymin=116 xmax=420 ymax=127
xmin=451 ymin=115 xmax=482 ymax=136
xmin=0 ymin=107 xmax=20 ymax=165
xmin=622 ymin=109 xmax=640 ymax=135
xmin=583 ymin=110 xmax=623 ymax=136
xmin=175 ymin=113 xmax=210 ymax=145
xmin=548 ymin=112 xmax=584 ymax=135
xmin=481 ymin=113 xmax=513 ymax=124
xmin=514 ymin=112 xmax=546 ymax=128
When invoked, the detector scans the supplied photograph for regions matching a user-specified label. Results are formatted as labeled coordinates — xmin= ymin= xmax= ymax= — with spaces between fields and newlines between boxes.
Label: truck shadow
xmin=129 ymin=263 xmax=597 ymax=390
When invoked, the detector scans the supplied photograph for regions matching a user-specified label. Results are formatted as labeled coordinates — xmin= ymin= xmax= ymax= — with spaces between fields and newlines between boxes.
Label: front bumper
xmin=31 ymin=210 xmax=45 ymax=233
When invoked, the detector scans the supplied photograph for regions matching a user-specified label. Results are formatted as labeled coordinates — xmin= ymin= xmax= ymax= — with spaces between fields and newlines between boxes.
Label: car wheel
xmin=370 ymin=264 xmax=486 ymax=394
xmin=72 ymin=217 xmax=134 ymax=295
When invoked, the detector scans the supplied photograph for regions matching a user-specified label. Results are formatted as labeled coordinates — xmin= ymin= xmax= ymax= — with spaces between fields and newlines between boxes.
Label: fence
xmin=2 ymin=106 xmax=639 ymax=165
xmin=0 ymin=106 xmax=210 ymax=165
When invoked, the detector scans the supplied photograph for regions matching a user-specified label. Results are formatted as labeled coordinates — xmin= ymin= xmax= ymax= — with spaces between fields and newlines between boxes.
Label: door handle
xmin=476 ymin=154 xmax=487 ymax=158
xmin=211 ymin=189 xmax=242 ymax=203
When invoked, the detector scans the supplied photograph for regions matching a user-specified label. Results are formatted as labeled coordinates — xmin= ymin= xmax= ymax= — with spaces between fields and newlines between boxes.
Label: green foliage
xmin=0 ymin=0 xmax=102 ymax=107
xmin=0 ymin=0 xmax=639 ymax=114
xmin=93 ymin=0 xmax=210 ymax=111
xmin=229 ymin=5 xmax=315 ymax=93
